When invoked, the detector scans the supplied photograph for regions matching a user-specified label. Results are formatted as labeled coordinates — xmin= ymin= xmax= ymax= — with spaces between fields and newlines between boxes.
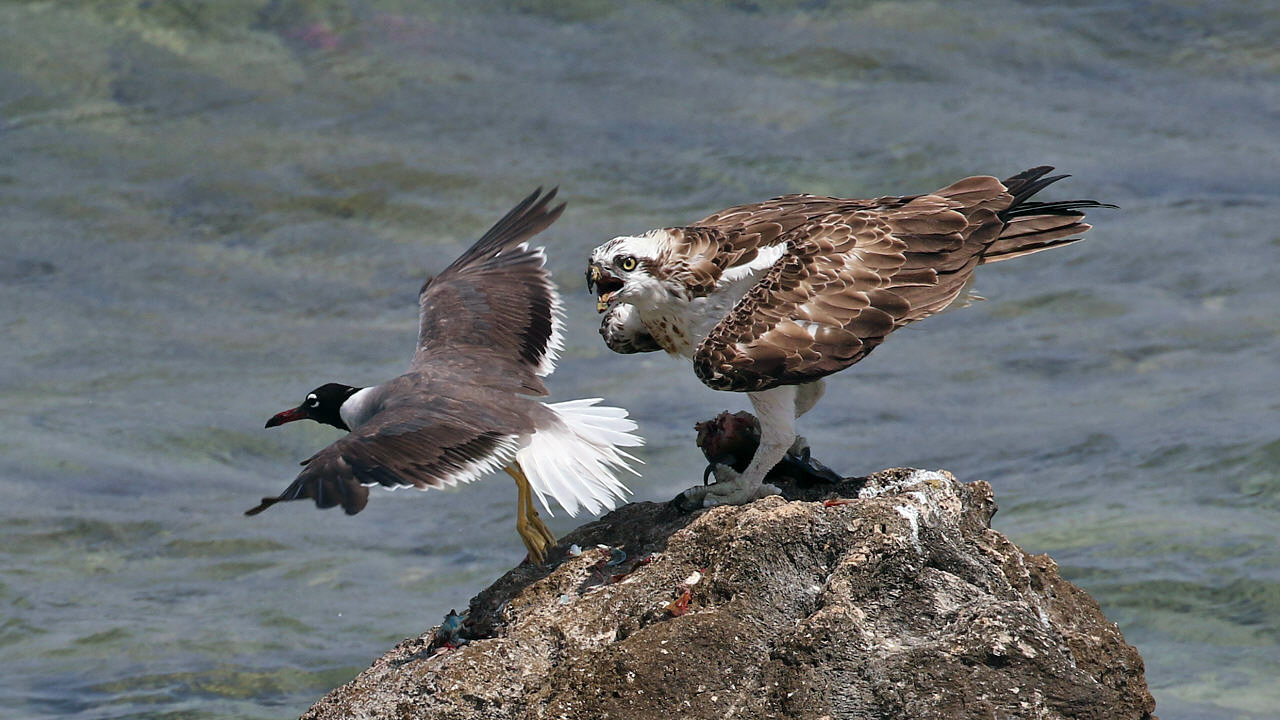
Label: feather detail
xmin=517 ymin=399 xmax=643 ymax=517
xmin=589 ymin=168 xmax=1111 ymax=393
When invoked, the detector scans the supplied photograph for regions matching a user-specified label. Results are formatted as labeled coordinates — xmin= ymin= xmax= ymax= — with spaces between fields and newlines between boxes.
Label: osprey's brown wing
xmin=246 ymin=381 xmax=533 ymax=516
xmin=692 ymin=175 xmax=1019 ymax=392
xmin=414 ymin=188 xmax=566 ymax=396
xmin=655 ymin=195 xmax=865 ymax=299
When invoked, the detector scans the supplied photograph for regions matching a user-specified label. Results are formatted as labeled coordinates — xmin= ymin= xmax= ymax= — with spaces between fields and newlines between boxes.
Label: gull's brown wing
xmin=413 ymin=188 xmax=566 ymax=396
xmin=246 ymin=381 xmax=534 ymax=516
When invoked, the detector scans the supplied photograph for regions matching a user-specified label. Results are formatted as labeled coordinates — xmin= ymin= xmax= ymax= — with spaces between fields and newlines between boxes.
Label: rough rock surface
xmin=303 ymin=469 xmax=1156 ymax=720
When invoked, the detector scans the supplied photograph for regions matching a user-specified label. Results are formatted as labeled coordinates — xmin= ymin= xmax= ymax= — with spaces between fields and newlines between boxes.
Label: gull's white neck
xmin=339 ymin=386 xmax=379 ymax=430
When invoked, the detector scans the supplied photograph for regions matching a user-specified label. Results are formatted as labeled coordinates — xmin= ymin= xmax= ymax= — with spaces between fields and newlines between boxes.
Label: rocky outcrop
xmin=303 ymin=469 xmax=1156 ymax=719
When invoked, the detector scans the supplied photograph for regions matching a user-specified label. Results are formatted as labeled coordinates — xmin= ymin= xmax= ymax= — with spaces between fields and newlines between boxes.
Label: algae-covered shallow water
xmin=2 ymin=1 xmax=1278 ymax=718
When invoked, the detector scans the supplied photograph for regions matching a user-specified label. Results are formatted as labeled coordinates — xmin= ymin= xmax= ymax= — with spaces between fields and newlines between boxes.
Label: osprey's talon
xmin=701 ymin=463 xmax=717 ymax=486
xmin=790 ymin=448 xmax=843 ymax=486
xmin=672 ymin=484 xmax=711 ymax=512
xmin=711 ymin=463 xmax=739 ymax=486
xmin=702 ymin=482 xmax=780 ymax=507
xmin=695 ymin=464 xmax=776 ymax=507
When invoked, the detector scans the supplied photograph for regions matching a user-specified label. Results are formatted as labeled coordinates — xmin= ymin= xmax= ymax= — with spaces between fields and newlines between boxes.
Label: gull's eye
xmin=618 ymin=255 xmax=637 ymax=272
xmin=306 ymin=394 xmax=319 ymax=408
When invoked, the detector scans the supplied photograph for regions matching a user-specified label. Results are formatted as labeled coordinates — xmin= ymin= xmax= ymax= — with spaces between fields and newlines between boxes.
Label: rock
xmin=302 ymin=469 xmax=1157 ymax=720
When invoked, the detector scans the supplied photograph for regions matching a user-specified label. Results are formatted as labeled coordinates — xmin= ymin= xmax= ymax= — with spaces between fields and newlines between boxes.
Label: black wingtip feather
xmin=1003 ymin=167 xmax=1069 ymax=207
xmin=418 ymin=187 xmax=565 ymax=298
xmin=999 ymin=166 xmax=1118 ymax=221
xmin=244 ymin=497 xmax=281 ymax=516
xmin=1004 ymin=199 xmax=1119 ymax=219
xmin=451 ymin=187 xmax=566 ymax=268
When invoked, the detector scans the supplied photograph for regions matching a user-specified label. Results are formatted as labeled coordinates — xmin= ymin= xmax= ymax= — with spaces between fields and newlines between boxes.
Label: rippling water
xmin=2 ymin=1 xmax=1278 ymax=718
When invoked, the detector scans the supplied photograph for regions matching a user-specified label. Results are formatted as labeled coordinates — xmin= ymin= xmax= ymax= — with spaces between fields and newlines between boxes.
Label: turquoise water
xmin=2 ymin=1 xmax=1278 ymax=717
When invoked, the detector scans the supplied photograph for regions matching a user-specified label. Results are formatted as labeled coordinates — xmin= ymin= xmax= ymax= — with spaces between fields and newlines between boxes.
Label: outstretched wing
xmin=693 ymin=180 xmax=1011 ymax=392
xmin=414 ymin=188 xmax=567 ymax=395
xmin=245 ymin=385 xmax=530 ymax=516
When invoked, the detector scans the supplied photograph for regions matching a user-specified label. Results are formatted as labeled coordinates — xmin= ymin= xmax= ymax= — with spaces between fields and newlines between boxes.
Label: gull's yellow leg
xmin=517 ymin=464 xmax=557 ymax=549
xmin=505 ymin=464 xmax=551 ymax=564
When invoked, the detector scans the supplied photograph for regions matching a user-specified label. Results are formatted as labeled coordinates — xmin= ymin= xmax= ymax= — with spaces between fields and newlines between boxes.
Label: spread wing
xmin=693 ymin=179 xmax=1011 ymax=392
xmin=245 ymin=385 xmax=530 ymax=516
xmin=414 ymin=188 xmax=567 ymax=395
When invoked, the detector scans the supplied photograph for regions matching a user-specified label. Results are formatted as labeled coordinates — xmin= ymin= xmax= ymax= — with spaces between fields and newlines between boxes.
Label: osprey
xmin=249 ymin=188 xmax=642 ymax=564
xmin=586 ymin=167 xmax=1112 ymax=507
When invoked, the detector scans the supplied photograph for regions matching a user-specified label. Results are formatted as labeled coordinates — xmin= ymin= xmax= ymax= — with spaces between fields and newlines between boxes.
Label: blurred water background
xmin=2 ymin=1 xmax=1278 ymax=717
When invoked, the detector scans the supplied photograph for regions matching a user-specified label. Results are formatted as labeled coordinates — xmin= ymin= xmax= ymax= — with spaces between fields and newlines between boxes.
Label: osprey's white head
xmin=585 ymin=231 xmax=679 ymax=313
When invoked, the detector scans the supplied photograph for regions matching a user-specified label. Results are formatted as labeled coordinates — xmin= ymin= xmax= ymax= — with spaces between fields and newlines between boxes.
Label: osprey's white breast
xmin=641 ymin=251 xmax=784 ymax=358
xmin=618 ymin=238 xmax=788 ymax=359
xmin=641 ymin=302 xmax=703 ymax=357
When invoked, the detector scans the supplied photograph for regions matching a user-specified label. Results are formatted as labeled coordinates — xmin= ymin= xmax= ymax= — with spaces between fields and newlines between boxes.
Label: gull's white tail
xmin=517 ymin=398 xmax=643 ymax=517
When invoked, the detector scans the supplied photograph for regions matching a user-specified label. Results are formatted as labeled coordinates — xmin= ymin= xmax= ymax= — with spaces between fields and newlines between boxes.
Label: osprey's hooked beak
xmin=585 ymin=262 xmax=623 ymax=313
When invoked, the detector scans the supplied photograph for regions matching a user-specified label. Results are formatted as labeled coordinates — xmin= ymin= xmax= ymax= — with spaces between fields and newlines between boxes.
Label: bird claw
xmin=702 ymin=482 xmax=780 ymax=507
xmin=788 ymin=446 xmax=844 ymax=486
xmin=701 ymin=454 xmax=737 ymax=486
xmin=674 ymin=463 xmax=779 ymax=511
xmin=711 ymin=463 xmax=739 ymax=485
xmin=682 ymin=463 xmax=738 ymax=506
xmin=697 ymin=463 xmax=779 ymax=507
xmin=672 ymin=484 xmax=709 ymax=512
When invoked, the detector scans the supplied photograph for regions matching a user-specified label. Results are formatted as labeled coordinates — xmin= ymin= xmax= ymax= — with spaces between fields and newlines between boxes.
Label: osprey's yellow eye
xmin=619 ymin=255 xmax=637 ymax=272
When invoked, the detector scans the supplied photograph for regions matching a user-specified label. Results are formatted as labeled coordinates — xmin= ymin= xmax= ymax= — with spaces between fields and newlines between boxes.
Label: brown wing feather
xmin=414 ymin=188 xmax=565 ymax=395
xmin=693 ymin=214 xmax=909 ymax=392
xmin=658 ymin=195 xmax=880 ymax=299
xmin=657 ymin=227 xmax=732 ymax=299
xmin=692 ymin=177 xmax=1014 ymax=393
xmin=690 ymin=169 xmax=1105 ymax=392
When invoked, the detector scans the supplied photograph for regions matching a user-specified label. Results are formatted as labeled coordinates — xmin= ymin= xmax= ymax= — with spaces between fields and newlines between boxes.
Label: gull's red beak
xmin=265 ymin=406 xmax=307 ymax=428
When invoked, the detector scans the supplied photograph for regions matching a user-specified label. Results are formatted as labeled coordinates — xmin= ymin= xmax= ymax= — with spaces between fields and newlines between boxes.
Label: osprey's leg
xmin=794 ymin=379 xmax=825 ymax=417
xmin=506 ymin=463 xmax=555 ymax=564
xmin=789 ymin=380 xmax=826 ymax=454
xmin=683 ymin=385 xmax=795 ymax=507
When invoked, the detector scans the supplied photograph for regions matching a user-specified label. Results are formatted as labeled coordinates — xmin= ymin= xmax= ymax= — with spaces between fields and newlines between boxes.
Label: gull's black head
xmin=265 ymin=383 xmax=361 ymax=431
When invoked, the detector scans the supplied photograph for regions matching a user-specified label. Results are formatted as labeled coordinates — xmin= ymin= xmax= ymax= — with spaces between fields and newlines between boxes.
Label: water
xmin=2 ymin=1 xmax=1277 ymax=717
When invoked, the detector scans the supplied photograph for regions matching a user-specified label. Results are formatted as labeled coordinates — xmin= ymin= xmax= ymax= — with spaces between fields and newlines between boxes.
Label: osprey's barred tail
xmin=516 ymin=398 xmax=643 ymax=517
xmin=982 ymin=166 xmax=1117 ymax=264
